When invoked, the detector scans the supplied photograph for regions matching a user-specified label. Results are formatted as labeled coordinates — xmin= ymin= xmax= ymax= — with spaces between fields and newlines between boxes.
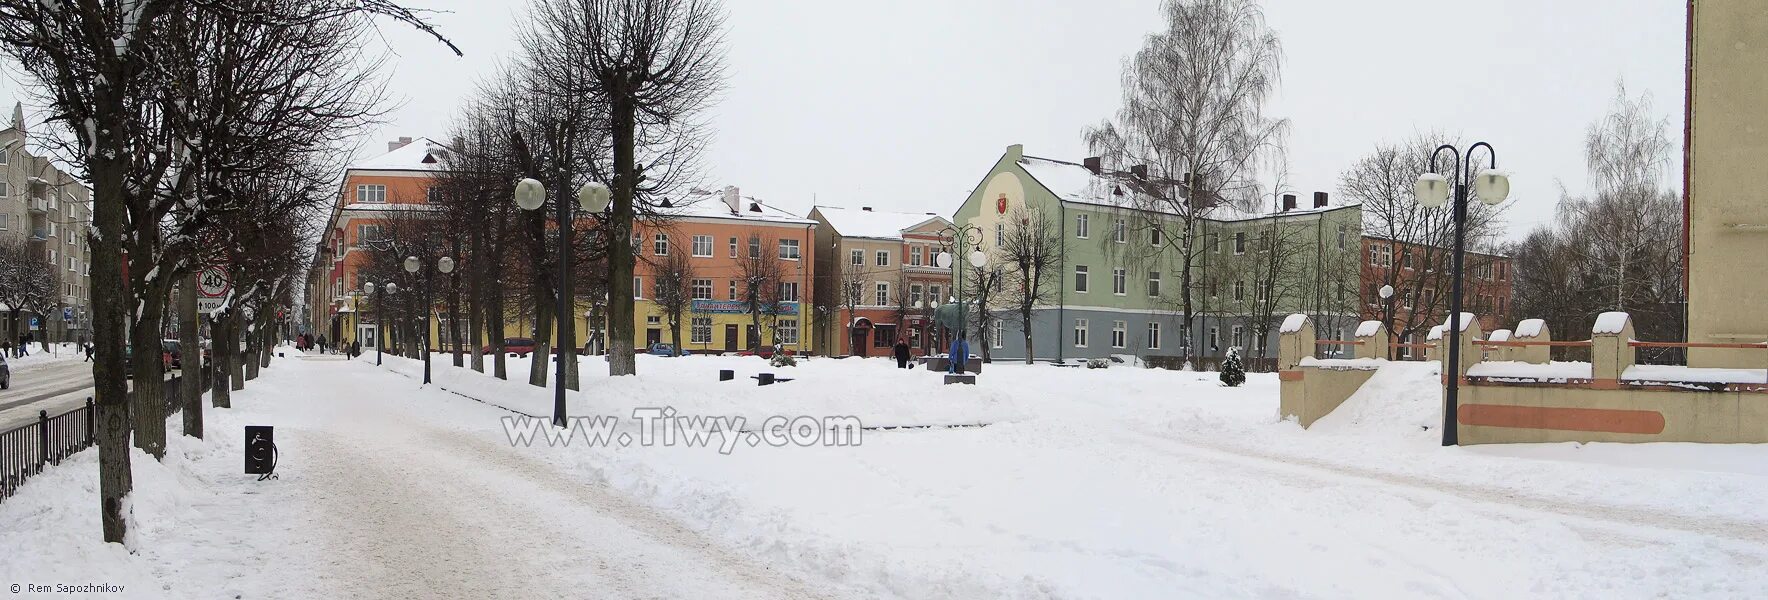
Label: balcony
xmin=29 ymin=226 xmax=46 ymax=241
xmin=26 ymin=197 xmax=46 ymax=213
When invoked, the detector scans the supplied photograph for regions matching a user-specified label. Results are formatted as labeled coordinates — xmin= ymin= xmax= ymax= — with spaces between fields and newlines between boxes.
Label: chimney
xmin=721 ymin=186 xmax=740 ymax=214
xmin=1130 ymin=165 xmax=1148 ymax=180
xmin=1281 ymin=194 xmax=1297 ymax=211
xmin=387 ymin=136 xmax=414 ymax=152
xmin=1083 ymin=156 xmax=1102 ymax=174
xmin=861 ymin=206 xmax=873 ymax=212
xmin=1313 ymin=191 xmax=1329 ymax=208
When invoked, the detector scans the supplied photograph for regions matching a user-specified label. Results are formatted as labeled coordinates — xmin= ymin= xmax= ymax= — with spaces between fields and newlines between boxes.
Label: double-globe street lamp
xmin=361 ymin=280 xmax=398 ymax=366
xmin=934 ymin=224 xmax=987 ymax=374
xmin=1413 ymin=142 xmax=1510 ymax=446
xmin=405 ymin=255 xmax=456 ymax=385
xmin=514 ymin=178 xmax=612 ymax=427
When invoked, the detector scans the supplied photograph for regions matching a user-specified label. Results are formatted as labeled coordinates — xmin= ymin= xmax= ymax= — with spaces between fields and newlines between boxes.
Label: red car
xmin=482 ymin=337 xmax=537 ymax=357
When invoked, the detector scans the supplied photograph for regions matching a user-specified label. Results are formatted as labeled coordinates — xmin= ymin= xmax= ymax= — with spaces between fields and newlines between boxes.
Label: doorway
xmin=646 ymin=328 xmax=661 ymax=346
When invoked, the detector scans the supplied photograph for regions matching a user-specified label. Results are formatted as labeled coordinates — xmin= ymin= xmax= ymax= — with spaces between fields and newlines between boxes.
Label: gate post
xmin=37 ymin=409 xmax=48 ymax=470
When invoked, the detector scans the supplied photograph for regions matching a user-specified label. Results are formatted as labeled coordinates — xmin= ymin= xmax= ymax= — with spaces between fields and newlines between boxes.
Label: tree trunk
xmin=180 ymin=274 xmax=202 ymax=439
xmin=488 ymin=277 xmax=506 ymax=379
xmin=130 ymin=293 xmax=167 ymax=460
xmin=468 ymin=218 xmax=484 ymax=373
xmin=88 ymin=113 xmax=132 ymax=544
xmin=229 ymin=318 xmax=245 ymax=392
xmin=212 ymin=314 xmax=232 ymax=408
xmin=606 ymin=101 xmax=639 ymax=376
xmin=529 ymin=279 xmax=552 ymax=388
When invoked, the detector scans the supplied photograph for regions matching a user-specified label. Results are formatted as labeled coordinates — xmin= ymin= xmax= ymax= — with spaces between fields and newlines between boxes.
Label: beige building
xmin=0 ymin=103 xmax=93 ymax=344
xmin=808 ymin=206 xmax=953 ymax=357
xmin=1686 ymin=0 xmax=1768 ymax=368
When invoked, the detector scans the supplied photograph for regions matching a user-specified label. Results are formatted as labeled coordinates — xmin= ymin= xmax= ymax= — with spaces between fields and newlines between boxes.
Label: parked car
xmin=648 ymin=343 xmax=687 ymax=357
xmin=161 ymin=339 xmax=183 ymax=369
xmin=482 ymin=337 xmax=537 ymax=357
xmin=736 ymin=346 xmax=792 ymax=359
xmin=0 ymin=353 xmax=10 ymax=389
xmin=123 ymin=345 xmax=174 ymax=378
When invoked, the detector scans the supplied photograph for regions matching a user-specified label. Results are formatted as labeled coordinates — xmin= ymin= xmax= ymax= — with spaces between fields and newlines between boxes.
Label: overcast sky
xmin=2 ymin=0 xmax=1687 ymax=239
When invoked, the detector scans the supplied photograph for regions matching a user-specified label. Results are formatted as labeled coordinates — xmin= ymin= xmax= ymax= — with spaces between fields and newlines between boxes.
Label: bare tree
xmin=998 ymin=204 xmax=1061 ymax=363
xmin=736 ymin=233 xmax=785 ymax=350
xmin=836 ymin=257 xmax=871 ymax=355
xmin=0 ymin=238 xmax=56 ymax=342
xmin=1083 ymin=0 xmax=1288 ymax=367
xmin=533 ymin=0 xmax=728 ymax=376
xmin=962 ymin=264 xmax=1005 ymax=362
xmin=650 ymin=248 xmax=696 ymax=353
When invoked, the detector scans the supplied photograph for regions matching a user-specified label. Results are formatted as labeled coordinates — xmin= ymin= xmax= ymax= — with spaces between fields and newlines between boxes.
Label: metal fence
xmin=0 ymin=369 xmax=210 ymax=503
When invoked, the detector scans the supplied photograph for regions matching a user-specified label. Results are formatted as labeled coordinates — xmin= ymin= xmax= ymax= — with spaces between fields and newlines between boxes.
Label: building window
xmin=749 ymin=236 xmax=761 ymax=259
xmin=1232 ymin=325 xmax=1245 ymax=349
xmin=355 ymin=184 xmax=386 ymax=204
xmin=653 ymin=234 xmax=669 ymax=256
xmin=875 ymin=250 xmax=890 ymax=266
xmin=0 ymin=182 xmax=7 ymax=199
xmin=1073 ymin=319 xmax=1089 ymax=348
xmin=1112 ymin=218 xmax=1126 ymax=243
xmin=1074 ymin=265 xmax=1089 ymax=293
xmin=850 ymin=249 xmax=864 ymax=266
xmin=356 ymin=224 xmax=385 ymax=245
xmin=692 ymin=235 xmax=713 ymax=257
xmin=1150 ymin=226 xmax=1163 ymax=247
xmin=778 ymin=239 xmax=800 ymax=260
xmin=1075 ymin=214 xmax=1089 ymax=238
xmin=1147 ymin=271 xmax=1161 ymax=297
xmin=873 ymin=324 xmax=896 ymax=348
xmin=691 ymin=317 xmax=712 ymax=344
xmin=778 ymin=281 xmax=799 ymax=302
xmin=1233 ymin=280 xmax=1245 ymax=301
xmin=691 ymin=278 xmax=712 ymax=300
xmin=875 ymin=282 xmax=890 ymax=306
xmin=728 ymin=280 xmax=737 ymax=300
xmin=1209 ymin=326 xmax=1220 ymax=351
xmin=929 ymin=285 xmax=942 ymax=305
xmin=1336 ymin=224 xmax=1348 ymax=249
xmin=729 ymin=236 xmax=738 ymax=258
xmin=1233 ymin=232 xmax=1246 ymax=254
xmin=647 ymin=315 xmax=661 ymax=325
xmin=910 ymin=284 xmax=923 ymax=306
xmin=1402 ymin=249 xmax=1413 ymax=270
xmin=911 ymin=246 xmax=923 ymax=266
xmin=995 ymin=223 xmax=1005 ymax=246
xmin=1211 ymin=233 xmax=1221 ymax=254
xmin=633 ymin=276 xmax=643 ymax=299
xmin=1147 ymin=322 xmax=1161 ymax=350
xmin=1111 ymin=321 xmax=1127 ymax=348
xmin=990 ymin=319 xmax=1004 ymax=349
xmin=778 ymin=319 xmax=799 ymax=345
xmin=1370 ymin=244 xmax=1393 ymax=267
xmin=426 ymin=187 xmax=441 ymax=203
xmin=1112 ymin=268 xmax=1126 ymax=295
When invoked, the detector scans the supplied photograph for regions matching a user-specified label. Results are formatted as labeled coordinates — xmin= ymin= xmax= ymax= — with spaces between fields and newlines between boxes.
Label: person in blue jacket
xmin=948 ymin=333 xmax=970 ymax=374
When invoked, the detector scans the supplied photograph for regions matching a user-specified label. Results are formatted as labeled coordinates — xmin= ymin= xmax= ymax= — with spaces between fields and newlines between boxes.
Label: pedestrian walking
xmin=892 ymin=337 xmax=911 ymax=369
xmin=317 ymin=334 xmax=328 ymax=354
xmin=18 ymin=334 xmax=29 ymax=356
xmin=349 ymin=339 xmax=361 ymax=359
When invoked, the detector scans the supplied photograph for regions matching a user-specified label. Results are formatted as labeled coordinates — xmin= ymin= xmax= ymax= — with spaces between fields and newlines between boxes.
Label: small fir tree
xmin=1219 ymin=346 xmax=1246 ymax=387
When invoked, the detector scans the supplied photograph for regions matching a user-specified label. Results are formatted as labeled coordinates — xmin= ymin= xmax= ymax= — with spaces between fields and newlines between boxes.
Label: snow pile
xmin=1488 ymin=329 xmax=1512 ymax=342
xmin=1593 ymin=311 xmax=1631 ymax=334
xmin=1305 ymin=360 xmax=1440 ymax=435
xmin=1623 ymin=364 xmax=1768 ymax=385
xmin=1466 ymin=361 xmax=1593 ymax=382
xmin=1279 ymin=313 xmax=1309 ymax=334
xmin=1514 ymin=318 xmax=1547 ymax=338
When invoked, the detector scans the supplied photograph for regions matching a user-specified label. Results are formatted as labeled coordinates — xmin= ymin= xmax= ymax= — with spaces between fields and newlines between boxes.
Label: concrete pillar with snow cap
xmin=1434 ymin=312 xmax=1483 ymax=378
xmin=1511 ymin=319 xmax=1552 ymax=364
xmin=1485 ymin=329 xmax=1513 ymax=362
xmin=1276 ymin=313 xmax=1313 ymax=372
xmin=1353 ymin=320 xmax=1388 ymax=360
xmin=1591 ymin=312 xmax=1636 ymax=387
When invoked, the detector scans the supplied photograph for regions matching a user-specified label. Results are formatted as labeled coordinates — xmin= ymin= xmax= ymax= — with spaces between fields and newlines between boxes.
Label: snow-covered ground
xmin=3 ymin=351 xmax=1766 ymax=598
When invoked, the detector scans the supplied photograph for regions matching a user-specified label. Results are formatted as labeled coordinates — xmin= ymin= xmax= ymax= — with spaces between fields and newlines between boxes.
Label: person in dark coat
xmin=892 ymin=338 xmax=911 ymax=369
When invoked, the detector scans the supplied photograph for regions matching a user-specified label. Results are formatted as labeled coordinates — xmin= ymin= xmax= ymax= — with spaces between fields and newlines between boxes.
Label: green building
xmin=950 ymin=144 xmax=1361 ymax=366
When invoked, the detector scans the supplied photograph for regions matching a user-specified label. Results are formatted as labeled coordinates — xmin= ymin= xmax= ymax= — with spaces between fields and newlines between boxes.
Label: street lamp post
xmin=405 ymin=255 xmax=455 ymax=385
xmin=362 ymin=281 xmax=397 ymax=366
xmin=1413 ymin=142 xmax=1510 ymax=446
xmin=515 ymin=178 xmax=611 ymax=427
xmin=934 ymin=224 xmax=986 ymax=373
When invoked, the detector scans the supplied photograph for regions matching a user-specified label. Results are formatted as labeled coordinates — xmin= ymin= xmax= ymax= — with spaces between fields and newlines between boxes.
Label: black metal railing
xmin=0 ymin=368 xmax=212 ymax=503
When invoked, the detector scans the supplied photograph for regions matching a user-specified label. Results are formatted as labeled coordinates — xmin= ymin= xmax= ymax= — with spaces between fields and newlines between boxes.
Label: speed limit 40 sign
xmin=198 ymin=266 xmax=230 ymax=312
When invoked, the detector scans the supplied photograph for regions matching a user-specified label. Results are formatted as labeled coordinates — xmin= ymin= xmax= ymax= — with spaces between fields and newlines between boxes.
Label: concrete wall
xmin=1687 ymin=0 xmax=1768 ymax=368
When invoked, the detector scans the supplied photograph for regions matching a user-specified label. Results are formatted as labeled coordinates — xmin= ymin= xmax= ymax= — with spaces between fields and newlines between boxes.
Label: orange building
xmin=307 ymin=137 xmax=449 ymax=346
xmin=629 ymin=187 xmax=818 ymax=354
xmin=808 ymin=206 xmax=954 ymax=357
xmin=1359 ymin=235 xmax=1513 ymax=356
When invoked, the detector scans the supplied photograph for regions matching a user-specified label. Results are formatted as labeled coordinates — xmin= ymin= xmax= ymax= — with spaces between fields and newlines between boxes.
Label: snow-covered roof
xmin=659 ymin=189 xmax=816 ymax=226
xmin=1355 ymin=320 xmax=1384 ymax=338
xmin=1279 ymin=313 xmax=1309 ymax=334
xmin=813 ymin=205 xmax=944 ymax=240
xmin=1514 ymin=318 xmax=1547 ymax=338
xmin=350 ymin=137 xmax=452 ymax=172
xmin=1593 ymin=312 xmax=1631 ymax=335
xmin=1014 ymin=154 xmax=1346 ymax=222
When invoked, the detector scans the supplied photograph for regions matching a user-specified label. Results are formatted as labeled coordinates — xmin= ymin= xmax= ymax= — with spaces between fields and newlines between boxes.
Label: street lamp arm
xmin=1428 ymin=143 xmax=1460 ymax=179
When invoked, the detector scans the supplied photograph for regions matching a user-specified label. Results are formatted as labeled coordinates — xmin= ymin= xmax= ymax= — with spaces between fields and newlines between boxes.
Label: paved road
xmin=0 ymin=358 xmax=95 ymax=430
